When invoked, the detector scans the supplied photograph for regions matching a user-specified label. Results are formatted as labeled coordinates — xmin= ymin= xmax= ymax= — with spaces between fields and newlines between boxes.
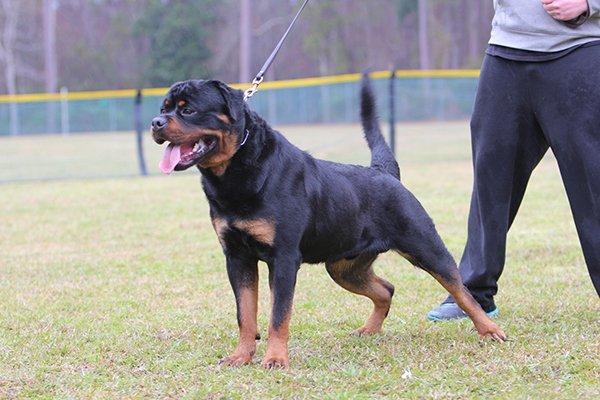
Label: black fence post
xmin=389 ymin=69 xmax=396 ymax=158
xmin=135 ymin=90 xmax=148 ymax=176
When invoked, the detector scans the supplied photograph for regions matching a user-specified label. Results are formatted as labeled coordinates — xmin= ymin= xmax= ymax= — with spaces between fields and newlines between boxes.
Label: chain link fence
xmin=0 ymin=71 xmax=479 ymax=182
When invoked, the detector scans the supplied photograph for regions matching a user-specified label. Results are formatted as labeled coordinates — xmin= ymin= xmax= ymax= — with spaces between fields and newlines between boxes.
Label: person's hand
xmin=541 ymin=0 xmax=589 ymax=21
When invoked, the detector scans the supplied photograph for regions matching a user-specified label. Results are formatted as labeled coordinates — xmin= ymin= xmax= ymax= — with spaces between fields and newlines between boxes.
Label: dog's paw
xmin=218 ymin=352 xmax=254 ymax=367
xmin=352 ymin=326 xmax=381 ymax=336
xmin=477 ymin=322 xmax=507 ymax=343
xmin=261 ymin=354 xmax=289 ymax=370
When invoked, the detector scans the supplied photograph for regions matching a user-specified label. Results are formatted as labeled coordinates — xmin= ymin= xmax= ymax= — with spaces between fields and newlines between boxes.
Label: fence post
xmin=389 ymin=69 xmax=396 ymax=157
xmin=60 ymin=86 xmax=69 ymax=135
xmin=134 ymin=90 xmax=148 ymax=176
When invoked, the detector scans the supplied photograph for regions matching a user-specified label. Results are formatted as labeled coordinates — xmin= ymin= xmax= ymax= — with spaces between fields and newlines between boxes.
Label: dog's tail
xmin=360 ymin=74 xmax=400 ymax=180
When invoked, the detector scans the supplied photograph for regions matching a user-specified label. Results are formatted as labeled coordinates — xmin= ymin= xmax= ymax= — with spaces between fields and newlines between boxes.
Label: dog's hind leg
xmin=426 ymin=266 xmax=506 ymax=341
xmin=326 ymin=253 xmax=395 ymax=336
xmin=394 ymin=226 xmax=506 ymax=341
xmin=384 ymin=187 xmax=507 ymax=341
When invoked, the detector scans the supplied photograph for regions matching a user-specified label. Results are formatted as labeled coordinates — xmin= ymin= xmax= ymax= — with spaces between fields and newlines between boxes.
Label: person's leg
xmin=429 ymin=55 xmax=549 ymax=320
xmin=534 ymin=45 xmax=600 ymax=296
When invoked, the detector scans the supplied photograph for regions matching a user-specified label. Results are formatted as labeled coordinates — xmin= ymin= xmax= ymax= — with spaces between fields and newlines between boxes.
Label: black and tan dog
xmin=151 ymin=76 xmax=506 ymax=369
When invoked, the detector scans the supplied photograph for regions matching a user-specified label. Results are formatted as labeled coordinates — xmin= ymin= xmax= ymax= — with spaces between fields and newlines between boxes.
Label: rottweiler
xmin=151 ymin=75 xmax=506 ymax=369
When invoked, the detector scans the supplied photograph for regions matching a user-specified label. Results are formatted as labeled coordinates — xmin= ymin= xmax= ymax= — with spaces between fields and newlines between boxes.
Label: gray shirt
xmin=490 ymin=0 xmax=600 ymax=51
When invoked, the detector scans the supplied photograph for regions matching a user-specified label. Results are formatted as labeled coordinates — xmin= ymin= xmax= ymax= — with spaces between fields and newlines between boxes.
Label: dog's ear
xmin=207 ymin=80 xmax=245 ymax=123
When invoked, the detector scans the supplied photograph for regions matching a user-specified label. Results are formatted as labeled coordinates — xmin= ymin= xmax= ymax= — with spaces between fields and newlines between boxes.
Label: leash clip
xmin=243 ymin=75 xmax=264 ymax=102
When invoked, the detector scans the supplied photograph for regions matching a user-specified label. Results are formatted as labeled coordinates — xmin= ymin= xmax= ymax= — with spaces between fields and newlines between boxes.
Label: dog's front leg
xmin=219 ymin=255 xmax=259 ymax=367
xmin=263 ymin=254 xmax=301 ymax=369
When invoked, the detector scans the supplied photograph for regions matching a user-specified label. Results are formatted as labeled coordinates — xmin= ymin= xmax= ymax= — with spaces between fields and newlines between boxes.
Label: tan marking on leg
xmin=233 ymin=219 xmax=276 ymax=246
xmin=429 ymin=271 xmax=506 ymax=342
xmin=354 ymin=276 xmax=394 ymax=335
xmin=262 ymin=326 xmax=290 ymax=369
xmin=211 ymin=217 xmax=228 ymax=247
xmin=219 ymin=285 xmax=258 ymax=367
xmin=326 ymin=256 xmax=394 ymax=336
xmin=262 ymin=291 xmax=291 ymax=370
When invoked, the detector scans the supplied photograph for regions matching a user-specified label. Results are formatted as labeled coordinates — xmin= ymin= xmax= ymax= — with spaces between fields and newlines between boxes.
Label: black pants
xmin=449 ymin=46 xmax=600 ymax=311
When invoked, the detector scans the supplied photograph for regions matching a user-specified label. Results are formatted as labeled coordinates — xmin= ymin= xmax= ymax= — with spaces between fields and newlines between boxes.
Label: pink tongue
xmin=159 ymin=144 xmax=182 ymax=175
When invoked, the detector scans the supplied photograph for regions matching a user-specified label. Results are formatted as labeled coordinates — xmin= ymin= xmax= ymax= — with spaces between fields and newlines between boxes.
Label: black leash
xmin=243 ymin=0 xmax=311 ymax=101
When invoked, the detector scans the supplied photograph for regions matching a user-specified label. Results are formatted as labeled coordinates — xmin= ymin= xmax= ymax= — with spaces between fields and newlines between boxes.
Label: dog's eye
xmin=160 ymin=108 xmax=166 ymax=114
xmin=181 ymin=108 xmax=196 ymax=116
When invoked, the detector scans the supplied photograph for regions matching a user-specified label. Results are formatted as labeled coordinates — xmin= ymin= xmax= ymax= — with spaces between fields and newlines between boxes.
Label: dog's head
xmin=152 ymin=80 xmax=245 ymax=175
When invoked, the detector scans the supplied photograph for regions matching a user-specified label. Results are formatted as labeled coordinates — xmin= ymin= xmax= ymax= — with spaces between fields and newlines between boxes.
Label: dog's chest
xmin=211 ymin=216 xmax=276 ymax=259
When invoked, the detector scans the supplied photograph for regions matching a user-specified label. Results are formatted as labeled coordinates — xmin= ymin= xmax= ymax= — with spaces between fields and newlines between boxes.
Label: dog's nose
xmin=151 ymin=116 xmax=167 ymax=132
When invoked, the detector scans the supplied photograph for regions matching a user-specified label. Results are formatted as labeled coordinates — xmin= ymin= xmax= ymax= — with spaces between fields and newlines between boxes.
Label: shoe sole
xmin=427 ymin=308 xmax=499 ymax=322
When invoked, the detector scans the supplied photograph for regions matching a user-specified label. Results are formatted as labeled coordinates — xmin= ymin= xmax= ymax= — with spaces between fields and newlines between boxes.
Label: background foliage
xmin=0 ymin=0 xmax=494 ymax=93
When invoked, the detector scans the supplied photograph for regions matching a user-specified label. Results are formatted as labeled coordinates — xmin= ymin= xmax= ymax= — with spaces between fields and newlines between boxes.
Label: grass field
xmin=1 ymin=122 xmax=599 ymax=399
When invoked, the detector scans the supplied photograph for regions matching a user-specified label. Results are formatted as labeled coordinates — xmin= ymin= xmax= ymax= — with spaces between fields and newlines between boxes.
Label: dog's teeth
xmin=194 ymin=141 xmax=205 ymax=152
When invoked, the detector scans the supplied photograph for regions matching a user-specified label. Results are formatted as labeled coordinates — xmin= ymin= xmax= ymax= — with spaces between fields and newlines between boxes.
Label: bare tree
xmin=239 ymin=0 xmax=251 ymax=83
xmin=43 ymin=0 xmax=57 ymax=93
xmin=0 ymin=0 xmax=497 ymax=98
xmin=43 ymin=0 xmax=58 ymax=133
xmin=467 ymin=0 xmax=482 ymax=66
xmin=0 ymin=0 xmax=21 ymax=135
xmin=418 ymin=0 xmax=430 ymax=70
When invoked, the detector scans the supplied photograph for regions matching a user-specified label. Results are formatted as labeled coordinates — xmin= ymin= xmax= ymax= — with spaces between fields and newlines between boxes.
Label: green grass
xmin=1 ymin=122 xmax=598 ymax=399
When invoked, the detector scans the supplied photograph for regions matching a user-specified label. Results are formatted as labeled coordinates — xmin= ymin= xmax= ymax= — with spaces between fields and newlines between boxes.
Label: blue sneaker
xmin=427 ymin=302 xmax=499 ymax=321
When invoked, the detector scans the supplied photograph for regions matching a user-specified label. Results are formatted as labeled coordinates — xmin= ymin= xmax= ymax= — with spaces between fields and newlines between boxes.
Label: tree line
xmin=0 ymin=0 xmax=494 ymax=95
